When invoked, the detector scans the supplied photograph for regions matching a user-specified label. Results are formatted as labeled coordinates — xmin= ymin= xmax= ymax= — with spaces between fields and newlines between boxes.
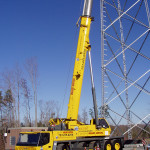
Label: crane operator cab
xmin=90 ymin=118 xmax=110 ymax=129
xmin=15 ymin=132 xmax=52 ymax=150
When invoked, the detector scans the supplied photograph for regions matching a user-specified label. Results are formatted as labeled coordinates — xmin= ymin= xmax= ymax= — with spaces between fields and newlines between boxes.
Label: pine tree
xmin=3 ymin=89 xmax=14 ymax=127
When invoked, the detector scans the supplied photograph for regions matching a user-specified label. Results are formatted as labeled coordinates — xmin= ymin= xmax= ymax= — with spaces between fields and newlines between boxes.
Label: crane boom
xmin=67 ymin=0 xmax=93 ymax=120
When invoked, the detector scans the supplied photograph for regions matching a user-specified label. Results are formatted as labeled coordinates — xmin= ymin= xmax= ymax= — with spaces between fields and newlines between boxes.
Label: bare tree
xmin=25 ymin=57 xmax=38 ymax=127
xmin=55 ymin=101 xmax=61 ymax=118
xmin=2 ymin=70 xmax=17 ymax=127
xmin=21 ymin=79 xmax=31 ymax=127
xmin=0 ymin=91 xmax=5 ymax=127
xmin=2 ymin=70 xmax=15 ymax=90
xmin=38 ymin=100 xmax=45 ymax=125
xmin=38 ymin=100 xmax=59 ymax=126
xmin=78 ymin=114 xmax=82 ymax=122
xmin=81 ymin=108 xmax=88 ymax=124
xmin=44 ymin=101 xmax=56 ymax=126
xmin=89 ymin=108 xmax=94 ymax=119
xmin=14 ymin=64 xmax=22 ymax=127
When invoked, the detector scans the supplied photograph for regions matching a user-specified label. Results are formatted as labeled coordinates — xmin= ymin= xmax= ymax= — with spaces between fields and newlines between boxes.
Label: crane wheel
xmin=56 ymin=144 xmax=69 ymax=150
xmin=104 ymin=140 xmax=112 ymax=150
xmin=77 ymin=142 xmax=86 ymax=148
xmin=112 ymin=140 xmax=122 ymax=150
xmin=89 ymin=141 xmax=96 ymax=148
xmin=89 ymin=141 xmax=100 ymax=149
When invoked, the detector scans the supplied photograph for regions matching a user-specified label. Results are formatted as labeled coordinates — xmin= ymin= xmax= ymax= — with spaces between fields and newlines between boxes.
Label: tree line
xmin=0 ymin=57 xmax=38 ymax=128
xmin=0 ymin=56 xmax=90 ymax=129
xmin=0 ymin=57 xmax=149 ymax=140
xmin=0 ymin=57 xmax=89 ymax=129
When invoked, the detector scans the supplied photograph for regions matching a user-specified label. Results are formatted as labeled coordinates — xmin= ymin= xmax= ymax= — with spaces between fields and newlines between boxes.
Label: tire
xmin=89 ymin=141 xmax=96 ymax=149
xmin=56 ymin=144 xmax=69 ymax=150
xmin=76 ymin=142 xmax=86 ymax=148
xmin=89 ymin=141 xmax=100 ymax=149
xmin=112 ymin=140 xmax=122 ymax=150
xmin=104 ymin=140 xmax=112 ymax=150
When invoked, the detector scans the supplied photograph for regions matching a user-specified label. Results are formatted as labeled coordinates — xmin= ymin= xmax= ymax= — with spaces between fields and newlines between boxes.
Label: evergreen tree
xmin=3 ymin=89 xmax=14 ymax=127
xmin=0 ymin=91 xmax=3 ymax=126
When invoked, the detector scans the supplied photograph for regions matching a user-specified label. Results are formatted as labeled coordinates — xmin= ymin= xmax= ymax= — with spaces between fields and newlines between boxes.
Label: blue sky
xmin=0 ymin=0 xmax=103 ymax=120
xmin=0 ymin=0 xmax=149 ymax=125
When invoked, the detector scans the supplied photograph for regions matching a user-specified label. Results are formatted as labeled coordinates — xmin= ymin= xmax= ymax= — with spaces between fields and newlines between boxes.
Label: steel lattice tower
xmin=100 ymin=0 xmax=150 ymax=139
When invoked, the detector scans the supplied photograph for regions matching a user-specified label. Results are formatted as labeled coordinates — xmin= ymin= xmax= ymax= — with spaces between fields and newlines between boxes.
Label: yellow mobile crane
xmin=15 ymin=0 xmax=124 ymax=149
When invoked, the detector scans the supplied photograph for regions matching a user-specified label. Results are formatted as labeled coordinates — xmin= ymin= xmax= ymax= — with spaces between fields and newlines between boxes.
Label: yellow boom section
xmin=67 ymin=16 xmax=92 ymax=120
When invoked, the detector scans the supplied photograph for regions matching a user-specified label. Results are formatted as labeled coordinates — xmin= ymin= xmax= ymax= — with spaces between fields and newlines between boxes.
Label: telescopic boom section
xmin=67 ymin=0 xmax=93 ymax=120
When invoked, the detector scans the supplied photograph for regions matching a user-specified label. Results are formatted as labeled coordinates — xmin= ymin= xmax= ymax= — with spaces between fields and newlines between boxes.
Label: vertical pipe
xmin=88 ymin=51 xmax=99 ymax=127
